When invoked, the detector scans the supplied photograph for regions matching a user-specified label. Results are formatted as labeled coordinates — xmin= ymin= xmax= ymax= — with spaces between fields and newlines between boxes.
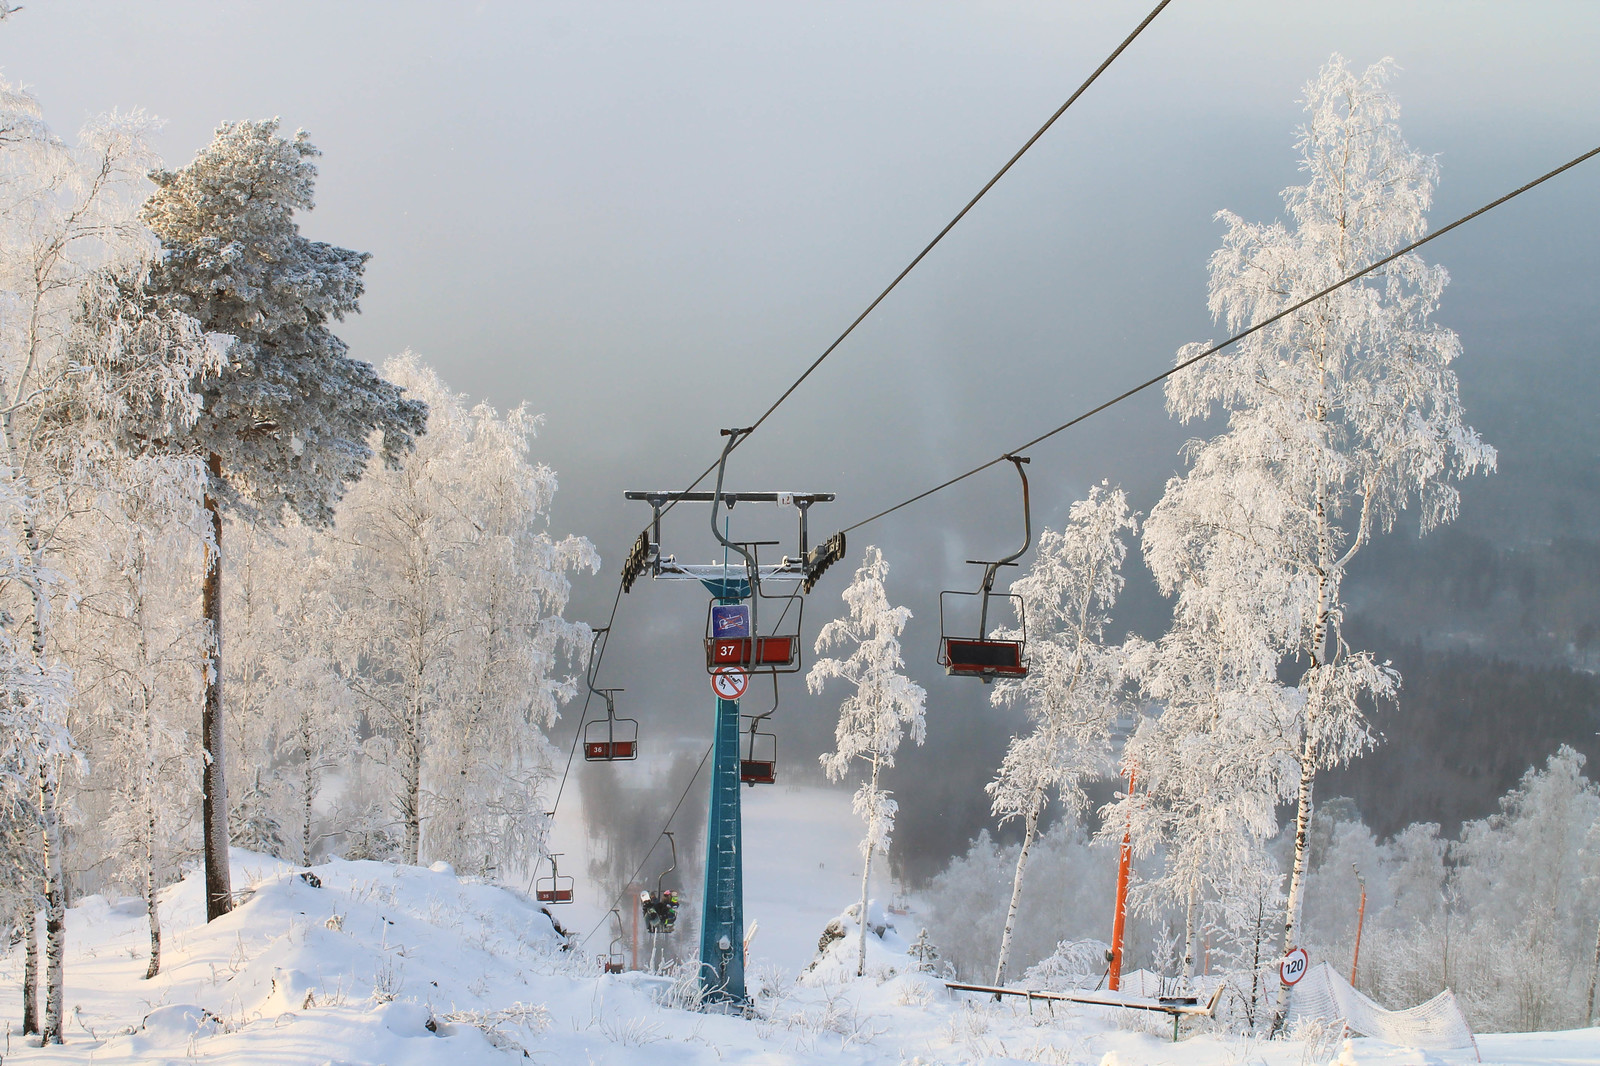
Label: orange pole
xmin=630 ymin=882 xmax=641 ymax=971
xmin=1109 ymin=768 xmax=1135 ymax=991
xmin=1349 ymin=865 xmax=1367 ymax=988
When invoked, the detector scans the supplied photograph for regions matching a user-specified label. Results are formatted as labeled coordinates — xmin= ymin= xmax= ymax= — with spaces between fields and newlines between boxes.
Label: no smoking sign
xmin=711 ymin=668 xmax=748 ymax=701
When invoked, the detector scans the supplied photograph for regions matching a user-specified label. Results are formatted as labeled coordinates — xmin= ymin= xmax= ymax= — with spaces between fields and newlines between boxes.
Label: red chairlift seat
xmin=739 ymin=715 xmax=778 ymax=785
xmin=706 ymin=635 xmax=796 ymax=670
xmin=941 ymin=637 xmax=1028 ymax=678
xmin=535 ymin=854 xmax=575 ymax=905
xmin=583 ymin=699 xmax=639 ymax=762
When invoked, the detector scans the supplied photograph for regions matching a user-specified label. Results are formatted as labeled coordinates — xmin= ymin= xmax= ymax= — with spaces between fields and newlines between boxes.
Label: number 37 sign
xmin=1280 ymin=946 xmax=1309 ymax=986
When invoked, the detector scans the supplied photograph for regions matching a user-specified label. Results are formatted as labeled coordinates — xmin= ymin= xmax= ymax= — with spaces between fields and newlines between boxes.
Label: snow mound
xmin=802 ymin=898 xmax=919 ymax=983
xmin=39 ymin=850 xmax=574 ymax=1064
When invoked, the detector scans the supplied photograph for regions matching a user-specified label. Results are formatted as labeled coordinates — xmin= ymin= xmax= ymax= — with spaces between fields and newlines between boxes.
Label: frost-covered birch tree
xmin=0 ymin=80 xmax=214 ymax=1041
xmin=339 ymin=355 xmax=594 ymax=870
xmin=1151 ymin=56 xmax=1494 ymax=1012
xmin=142 ymin=119 xmax=427 ymax=920
xmin=60 ymin=456 xmax=206 ymax=979
xmin=986 ymin=482 xmax=1135 ymax=986
xmin=224 ymin=517 xmax=353 ymax=866
xmin=809 ymin=546 xmax=926 ymax=978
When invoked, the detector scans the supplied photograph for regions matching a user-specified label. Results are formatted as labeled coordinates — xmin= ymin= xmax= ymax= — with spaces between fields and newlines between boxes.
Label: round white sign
xmin=711 ymin=668 xmax=749 ymax=700
xmin=1280 ymin=946 xmax=1309 ymax=986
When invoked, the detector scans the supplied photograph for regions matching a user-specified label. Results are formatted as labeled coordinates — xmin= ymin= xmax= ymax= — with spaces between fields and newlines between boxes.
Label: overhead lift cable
xmin=579 ymin=3 xmax=1174 ymax=938
xmin=835 ymin=143 xmax=1600 ymax=537
xmin=641 ymin=0 xmax=1174 ymax=532
xmin=581 ymin=741 xmax=715 ymax=945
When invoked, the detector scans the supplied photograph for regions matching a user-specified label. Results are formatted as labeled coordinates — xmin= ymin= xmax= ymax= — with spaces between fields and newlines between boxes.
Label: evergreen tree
xmin=142 ymin=120 xmax=427 ymax=919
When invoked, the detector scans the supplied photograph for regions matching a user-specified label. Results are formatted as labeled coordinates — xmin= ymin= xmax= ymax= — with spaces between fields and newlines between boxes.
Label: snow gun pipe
xmin=945 ymin=983 xmax=1224 ymax=1019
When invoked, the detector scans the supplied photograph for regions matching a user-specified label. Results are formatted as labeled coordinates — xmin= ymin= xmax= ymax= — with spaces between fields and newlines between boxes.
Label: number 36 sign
xmin=1280 ymin=946 xmax=1309 ymax=986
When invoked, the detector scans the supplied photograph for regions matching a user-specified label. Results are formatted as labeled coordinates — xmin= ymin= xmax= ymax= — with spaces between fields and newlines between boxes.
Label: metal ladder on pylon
xmin=699 ymin=649 xmax=746 ymax=1002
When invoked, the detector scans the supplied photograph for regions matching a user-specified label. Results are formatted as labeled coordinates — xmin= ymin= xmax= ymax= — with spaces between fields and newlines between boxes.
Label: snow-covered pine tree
xmin=338 ymin=356 xmax=595 ymax=869
xmin=1152 ymin=56 xmax=1494 ymax=1018
xmin=986 ymin=482 xmax=1136 ymax=986
xmin=142 ymin=120 xmax=428 ymax=919
xmin=808 ymin=546 xmax=927 ymax=978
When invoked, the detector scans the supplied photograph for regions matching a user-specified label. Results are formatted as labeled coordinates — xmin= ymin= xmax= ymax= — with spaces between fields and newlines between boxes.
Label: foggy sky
xmin=9 ymin=2 xmax=1600 ymax=889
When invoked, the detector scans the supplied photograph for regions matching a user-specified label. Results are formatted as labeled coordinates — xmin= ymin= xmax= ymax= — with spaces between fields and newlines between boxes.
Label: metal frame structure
xmin=937 ymin=455 xmax=1034 ymax=683
xmin=623 ymin=428 xmax=842 ymax=1005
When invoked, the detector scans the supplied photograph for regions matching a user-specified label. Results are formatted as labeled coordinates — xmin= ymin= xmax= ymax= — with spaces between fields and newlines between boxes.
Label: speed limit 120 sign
xmin=711 ymin=668 xmax=749 ymax=701
xmin=1280 ymin=946 xmax=1309 ymax=986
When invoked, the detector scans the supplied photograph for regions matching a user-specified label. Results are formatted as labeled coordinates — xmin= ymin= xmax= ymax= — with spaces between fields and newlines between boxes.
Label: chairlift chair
xmin=640 ymin=832 xmax=681 ymax=935
xmin=938 ymin=455 xmax=1033 ymax=683
xmin=740 ymin=718 xmax=777 ymax=786
xmin=583 ymin=689 xmax=638 ymax=762
xmin=580 ymin=630 xmax=639 ymax=761
xmin=739 ymin=673 xmax=780 ymax=786
xmin=534 ymin=853 xmax=575 ymax=905
xmin=601 ymin=909 xmax=627 ymax=974
xmin=701 ymin=546 xmax=805 ymax=675
xmin=699 ymin=428 xmax=806 ymax=675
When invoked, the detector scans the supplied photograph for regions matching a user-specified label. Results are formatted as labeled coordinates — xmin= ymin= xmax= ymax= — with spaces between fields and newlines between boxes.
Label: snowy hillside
xmin=3 ymin=849 xmax=1596 ymax=1065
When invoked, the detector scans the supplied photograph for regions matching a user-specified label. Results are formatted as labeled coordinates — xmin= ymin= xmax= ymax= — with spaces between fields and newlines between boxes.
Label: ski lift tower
xmin=624 ymin=429 xmax=843 ymax=1005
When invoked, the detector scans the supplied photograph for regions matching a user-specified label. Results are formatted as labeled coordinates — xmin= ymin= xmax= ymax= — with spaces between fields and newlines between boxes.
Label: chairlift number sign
xmin=712 ymin=668 xmax=749 ymax=701
xmin=1280 ymin=946 xmax=1309 ymax=986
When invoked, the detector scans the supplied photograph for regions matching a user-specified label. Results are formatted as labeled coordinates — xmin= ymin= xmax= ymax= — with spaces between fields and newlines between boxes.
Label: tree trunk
xmin=403 ymin=693 xmax=422 ymax=865
xmin=202 ymin=452 xmax=232 ymax=920
xmin=856 ymin=756 xmax=879 ymax=979
xmin=40 ymin=766 xmax=65 ymax=1045
xmin=22 ymin=902 xmax=38 ymax=1034
xmin=301 ymin=716 xmax=314 ymax=867
xmin=1182 ymin=882 xmax=1198 ymax=983
xmin=1274 ymin=729 xmax=1318 ymax=1027
xmin=1587 ymin=906 xmax=1600 ymax=1025
xmin=993 ymin=796 xmax=1041 ymax=989
xmin=144 ymin=883 xmax=162 ymax=981
xmin=143 ymin=722 xmax=161 ymax=979
xmin=1248 ymin=896 xmax=1265 ymax=1032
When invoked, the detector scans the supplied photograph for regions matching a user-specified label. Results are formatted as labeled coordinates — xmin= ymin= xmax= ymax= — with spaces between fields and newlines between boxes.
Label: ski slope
xmin=1 ymin=796 xmax=1597 ymax=1064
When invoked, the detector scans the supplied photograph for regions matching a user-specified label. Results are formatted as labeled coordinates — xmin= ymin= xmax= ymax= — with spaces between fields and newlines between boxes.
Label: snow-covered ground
xmin=2 ymin=794 xmax=1596 ymax=1064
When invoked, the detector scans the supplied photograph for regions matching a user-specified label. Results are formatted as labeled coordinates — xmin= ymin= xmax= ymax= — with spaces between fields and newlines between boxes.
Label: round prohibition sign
xmin=1279 ymin=946 xmax=1309 ymax=986
xmin=711 ymin=668 xmax=749 ymax=701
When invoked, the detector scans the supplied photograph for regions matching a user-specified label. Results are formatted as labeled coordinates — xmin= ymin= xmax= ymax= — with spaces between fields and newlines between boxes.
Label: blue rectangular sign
xmin=711 ymin=604 xmax=750 ymax=638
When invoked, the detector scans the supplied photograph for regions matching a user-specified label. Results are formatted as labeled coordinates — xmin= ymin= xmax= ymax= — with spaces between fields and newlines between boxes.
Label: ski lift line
xmin=636 ymin=0 xmax=1174 ymax=532
xmin=547 ymin=579 xmax=627 ymax=819
xmin=580 ymin=740 xmax=715 ymax=946
xmin=835 ymin=142 xmax=1600 ymax=537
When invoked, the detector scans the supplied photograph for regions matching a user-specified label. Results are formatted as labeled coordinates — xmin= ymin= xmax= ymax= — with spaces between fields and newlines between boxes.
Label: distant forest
xmin=1324 ymin=620 xmax=1600 ymax=838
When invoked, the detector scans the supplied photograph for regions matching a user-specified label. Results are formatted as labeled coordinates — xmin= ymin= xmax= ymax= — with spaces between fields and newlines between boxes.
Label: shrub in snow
xmin=1023 ymin=938 xmax=1113 ymax=991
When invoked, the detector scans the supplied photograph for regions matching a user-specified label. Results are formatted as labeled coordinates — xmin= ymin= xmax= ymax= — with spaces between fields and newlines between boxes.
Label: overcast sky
xmin=8 ymin=1 xmax=1599 ymax=877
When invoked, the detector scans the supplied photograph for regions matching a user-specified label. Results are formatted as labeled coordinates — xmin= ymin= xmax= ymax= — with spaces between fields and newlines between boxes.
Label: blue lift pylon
xmin=624 ymin=429 xmax=846 ymax=1007
xmin=700 ymin=579 xmax=749 ymax=1002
